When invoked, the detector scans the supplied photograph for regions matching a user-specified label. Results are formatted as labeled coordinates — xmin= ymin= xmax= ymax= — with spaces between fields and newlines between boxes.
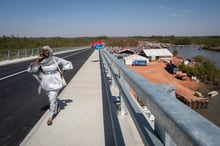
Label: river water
xmin=169 ymin=45 xmax=220 ymax=127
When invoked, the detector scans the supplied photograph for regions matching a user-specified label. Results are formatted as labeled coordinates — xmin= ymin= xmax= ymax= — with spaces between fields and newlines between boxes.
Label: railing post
xmin=31 ymin=49 xmax=34 ymax=56
xmin=165 ymin=132 xmax=176 ymax=146
xmin=17 ymin=49 xmax=20 ymax=58
xmin=119 ymin=76 xmax=128 ymax=116
xmin=7 ymin=50 xmax=11 ymax=60
xmin=119 ymin=92 xmax=128 ymax=116
xmin=25 ymin=48 xmax=28 ymax=57
xmin=37 ymin=48 xmax=39 ymax=55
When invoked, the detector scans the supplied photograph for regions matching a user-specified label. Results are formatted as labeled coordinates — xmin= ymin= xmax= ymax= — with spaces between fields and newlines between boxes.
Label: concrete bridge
xmin=2 ymin=47 xmax=220 ymax=146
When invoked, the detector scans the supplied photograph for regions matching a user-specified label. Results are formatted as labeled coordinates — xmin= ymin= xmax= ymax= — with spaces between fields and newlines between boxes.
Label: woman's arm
xmin=27 ymin=54 xmax=44 ymax=73
xmin=56 ymin=57 xmax=73 ymax=71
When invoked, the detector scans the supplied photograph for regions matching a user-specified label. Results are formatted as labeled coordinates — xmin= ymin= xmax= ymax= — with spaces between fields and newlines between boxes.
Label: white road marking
xmin=0 ymin=70 xmax=27 ymax=81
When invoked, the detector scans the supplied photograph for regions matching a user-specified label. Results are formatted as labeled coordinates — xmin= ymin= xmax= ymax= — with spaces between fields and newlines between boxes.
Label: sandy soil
xmin=128 ymin=60 xmax=205 ymax=101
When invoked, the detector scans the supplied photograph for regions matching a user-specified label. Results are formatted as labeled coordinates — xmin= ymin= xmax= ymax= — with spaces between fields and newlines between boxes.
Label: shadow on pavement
xmin=40 ymin=99 xmax=73 ymax=111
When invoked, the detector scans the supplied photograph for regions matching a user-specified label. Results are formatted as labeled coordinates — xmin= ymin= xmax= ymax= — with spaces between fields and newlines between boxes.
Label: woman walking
xmin=28 ymin=46 xmax=73 ymax=125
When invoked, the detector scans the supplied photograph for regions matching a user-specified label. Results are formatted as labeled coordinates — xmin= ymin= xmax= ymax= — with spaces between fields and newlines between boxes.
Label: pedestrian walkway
xmin=20 ymin=50 xmax=105 ymax=146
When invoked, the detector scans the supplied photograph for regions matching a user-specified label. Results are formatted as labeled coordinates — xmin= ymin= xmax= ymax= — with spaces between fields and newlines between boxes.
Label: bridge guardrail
xmin=101 ymin=49 xmax=220 ymax=146
xmin=0 ymin=47 xmax=88 ymax=61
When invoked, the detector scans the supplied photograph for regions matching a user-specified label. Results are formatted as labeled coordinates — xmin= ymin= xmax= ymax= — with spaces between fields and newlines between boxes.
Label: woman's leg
xmin=46 ymin=90 xmax=59 ymax=125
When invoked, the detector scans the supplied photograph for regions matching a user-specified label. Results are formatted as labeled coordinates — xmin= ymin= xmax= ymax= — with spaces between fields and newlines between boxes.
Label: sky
xmin=0 ymin=0 xmax=220 ymax=37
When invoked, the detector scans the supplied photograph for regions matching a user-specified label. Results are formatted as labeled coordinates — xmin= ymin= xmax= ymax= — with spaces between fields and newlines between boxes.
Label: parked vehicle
xmin=132 ymin=60 xmax=147 ymax=66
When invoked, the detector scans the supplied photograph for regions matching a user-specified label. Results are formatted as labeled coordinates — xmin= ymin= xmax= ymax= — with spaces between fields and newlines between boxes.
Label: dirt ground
xmin=128 ymin=60 xmax=206 ymax=101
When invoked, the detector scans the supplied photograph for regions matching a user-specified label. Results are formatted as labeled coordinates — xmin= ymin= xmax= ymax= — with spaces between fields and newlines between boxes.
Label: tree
xmin=172 ymin=49 xmax=178 ymax=56
xmin=194 ymin=55 xmax=206 ymax=63
xmin=179 ymin=56 xmax=220 ymax=83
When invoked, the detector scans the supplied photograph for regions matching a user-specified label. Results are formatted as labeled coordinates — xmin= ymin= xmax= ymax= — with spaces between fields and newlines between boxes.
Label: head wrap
xmin=39 ymin=46 xmax=55 ymax=66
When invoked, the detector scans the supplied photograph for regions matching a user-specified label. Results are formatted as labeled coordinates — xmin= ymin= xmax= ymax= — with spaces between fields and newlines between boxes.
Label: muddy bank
xmin=128 ymin=60 xmax=220 ymax=127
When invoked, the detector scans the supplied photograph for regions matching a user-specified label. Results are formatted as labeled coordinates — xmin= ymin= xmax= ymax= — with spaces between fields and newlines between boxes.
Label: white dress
xmin=28 ymin=57 xmax=73 ymax=91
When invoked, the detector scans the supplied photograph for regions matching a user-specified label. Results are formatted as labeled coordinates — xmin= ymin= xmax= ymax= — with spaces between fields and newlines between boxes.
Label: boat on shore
xmin=207 ymin=91 xmax=218 ymax=97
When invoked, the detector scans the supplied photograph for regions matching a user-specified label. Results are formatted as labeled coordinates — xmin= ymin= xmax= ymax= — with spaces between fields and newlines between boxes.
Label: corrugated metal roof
xmin=119 ymin=49 xmax=135 ymax=54
xmin=124 ymin=54 xmax=148 ymax=60
xmin=143 ymin=49 xmax=173 ymax=56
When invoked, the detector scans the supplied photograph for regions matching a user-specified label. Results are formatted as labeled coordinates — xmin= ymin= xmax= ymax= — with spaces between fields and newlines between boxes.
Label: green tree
xmin=194 ymin=55 xmax=206 ymax=63
xmin=179 ymin=56 xmax=220 ymax=83
xmin=172 ymin=49 xmax=178 ymax=56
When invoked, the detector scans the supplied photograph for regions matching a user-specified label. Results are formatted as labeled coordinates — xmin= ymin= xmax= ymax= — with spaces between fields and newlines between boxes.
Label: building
xmin=143 ymin=49 xmax=173 ymax=62
xmin=124 ymin=54 xmax=149 ymax=66
xmin=119 ymin=49 xmax=135 ymax=55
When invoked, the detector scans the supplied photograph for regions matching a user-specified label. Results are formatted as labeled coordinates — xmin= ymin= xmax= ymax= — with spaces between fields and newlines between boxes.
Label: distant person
xmin=27 ymin=46 xmax=73 ymax=125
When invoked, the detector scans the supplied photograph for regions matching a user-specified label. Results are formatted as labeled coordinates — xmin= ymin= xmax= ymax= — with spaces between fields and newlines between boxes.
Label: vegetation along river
xmin=169 ymin=45 xmax=220 ymax=127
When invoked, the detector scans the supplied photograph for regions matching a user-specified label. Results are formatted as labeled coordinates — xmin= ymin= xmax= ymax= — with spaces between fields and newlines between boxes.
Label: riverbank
xmin=200 ymin=45 xmax=220 ymax=51
xmin=128 ymin=60 xmax=220 ymax=127
xmin=128 ymin=60 xmax=209 ymax=107
xmin=128 ymin=60 xmax=201 ymax=90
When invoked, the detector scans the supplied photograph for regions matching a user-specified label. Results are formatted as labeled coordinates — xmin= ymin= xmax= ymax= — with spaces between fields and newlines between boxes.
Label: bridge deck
xmin=20 ymin=50 xmax=143 ymax=146
xmin=20 ymin=50 xmax=105 ymax=146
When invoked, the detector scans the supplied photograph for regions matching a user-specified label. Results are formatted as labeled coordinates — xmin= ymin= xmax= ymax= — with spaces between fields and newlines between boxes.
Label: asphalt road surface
xmin=0 ymin=48 xmax=94 ymax=146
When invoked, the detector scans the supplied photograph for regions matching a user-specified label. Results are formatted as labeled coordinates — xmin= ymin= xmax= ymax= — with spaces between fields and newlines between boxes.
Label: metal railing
xmin=0 ymin=47 xmax=87 ymax=61
xmin=100 ymin=49 xmax=220 ymax=146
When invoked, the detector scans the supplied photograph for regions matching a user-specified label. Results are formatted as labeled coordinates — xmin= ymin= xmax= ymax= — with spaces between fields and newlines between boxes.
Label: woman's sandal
xmin=47 ymin=118 xmax=53 ymax=125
